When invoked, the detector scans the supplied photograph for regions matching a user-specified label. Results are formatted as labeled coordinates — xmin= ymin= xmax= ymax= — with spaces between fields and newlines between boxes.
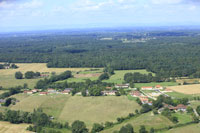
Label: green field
xmin=103 ymin=69 xmax=152 ymax=84
xmin=172 ymin=112 xmax=193 ymax=124
xmin=102 ymin=112 xmax=174 ymax=133
xmin=164 ymin=123 xmax=200 ymax=133
xmin=166 ymin=91 xmax=200 ymax=99
xmin=10 ymin=94 xmax=140 ymax=128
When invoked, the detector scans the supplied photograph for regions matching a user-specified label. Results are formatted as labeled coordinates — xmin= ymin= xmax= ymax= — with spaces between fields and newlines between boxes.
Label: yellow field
xmin=0 ymin=121 xmax=31 ymax=133
xmin=0 ymin=63 xmax=92 ymax=88
xmin=168 ymin=84 xmax=200 ymax=94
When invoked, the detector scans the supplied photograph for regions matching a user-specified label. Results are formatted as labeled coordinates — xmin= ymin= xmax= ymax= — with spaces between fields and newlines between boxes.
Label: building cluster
xmin=158 ymin=104 xmax=187 ymax=113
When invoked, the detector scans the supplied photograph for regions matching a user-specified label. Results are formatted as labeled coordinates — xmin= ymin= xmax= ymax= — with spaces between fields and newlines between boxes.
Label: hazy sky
xmin=0 ymin=0 xmax=200 ymax=32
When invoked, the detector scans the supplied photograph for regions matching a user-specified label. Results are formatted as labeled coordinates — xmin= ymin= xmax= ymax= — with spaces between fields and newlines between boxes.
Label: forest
xmin=1 ymin=30 xmax=200 ymax=77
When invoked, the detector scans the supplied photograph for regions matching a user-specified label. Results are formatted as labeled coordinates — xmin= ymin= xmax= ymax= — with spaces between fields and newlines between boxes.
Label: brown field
xmin=74 ymin=73 xmax=102 ymax=78
xmin=168 ymin=84 xmax=200 ymax=94
xmin=0 ymin=121 xmax=31 ymax=133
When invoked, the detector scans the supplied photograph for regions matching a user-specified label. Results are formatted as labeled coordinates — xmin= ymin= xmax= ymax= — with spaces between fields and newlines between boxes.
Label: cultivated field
xmin=168 ymin=84 xmax=200 ymax=94
xmin=0 ymin=63 xmax=92 ymax=88
xmin=0 ymin=121 xmax=31 ymax=133
xmin=10 ymin=94 xmax=140 ymax=128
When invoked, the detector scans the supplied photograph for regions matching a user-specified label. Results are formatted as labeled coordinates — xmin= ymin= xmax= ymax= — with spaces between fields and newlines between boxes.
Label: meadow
xmin=10 ymin=94 xmax=140 ymax=128
xmin=0 ymin=121 xmax=30 ymax=133
xmin=0 ymin=63 xmax=92 ymax=88
xmin=164 ymin=123 xmax=200 ymax=133
xmin=102 ymin=112 xmax=174 ymax=133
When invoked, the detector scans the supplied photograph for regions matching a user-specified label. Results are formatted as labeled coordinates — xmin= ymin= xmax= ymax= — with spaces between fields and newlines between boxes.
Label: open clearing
xmin=0 ymin=63 xmax=92 ymax=88
xmin=164 ymin=123 xmax=200 ymax=133
xmin=104 ymin=69 xmax=152 ymax=84
xmin=168 ymin=84 xmax=200 ymax=94
xmin=102 ymin=112 xmax=174 ymax=133
xmin=10 ymin=94 xmax=140 ymax=128
xmin=0 ymin=121 xmax=31 ymax=133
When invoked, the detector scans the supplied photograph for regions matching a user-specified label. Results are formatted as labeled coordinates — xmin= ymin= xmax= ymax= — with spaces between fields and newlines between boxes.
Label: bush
xmin=91 ymin=123 xmax=104 ymax=133
xmin=15 ymin=71 xmax=23 ymax=79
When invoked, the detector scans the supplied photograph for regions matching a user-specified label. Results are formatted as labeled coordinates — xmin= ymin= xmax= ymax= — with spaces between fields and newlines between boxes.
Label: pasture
xmin=168 ymin=84 xmax=200 ymax=94
xmin=0 ymin=121 xmax=30 ymax=133
xmin=164 ymin=123 xmax=200 ymax=133
xmin=102 ymin=112 xmax=174 ymax=133
xmin=0 ymin=63 xmax=92 ymax=88
xmin=10 ymin=94 xmax=140 ymax=128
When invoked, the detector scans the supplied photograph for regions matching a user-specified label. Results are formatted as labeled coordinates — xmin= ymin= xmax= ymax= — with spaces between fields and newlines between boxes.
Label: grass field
xmin=0 ymin=63 xmax=92 ymax=89
xmin=103 ymin=69 xmax=152 ymax=84
xmin=165 ymin=92 xmax=193 ymax=99
xmin=164 ymin=123 xmax=200 ymax=133
xmin=10 ymin=94 xmax=140 ymax=128
xmin=0 ymin=121 xmax=31 ymax=133
xmin=168 ymin=84 xmax=200 ymax=94
xmin=102 ymin=112 xmax=174 ymax=133
xmin=172 ymin=112 xmax=193 ymax=124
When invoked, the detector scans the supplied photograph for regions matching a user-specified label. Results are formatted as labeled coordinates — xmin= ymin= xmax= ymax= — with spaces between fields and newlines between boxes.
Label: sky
xmin=0 ymin=0 xmax=200 ymax=32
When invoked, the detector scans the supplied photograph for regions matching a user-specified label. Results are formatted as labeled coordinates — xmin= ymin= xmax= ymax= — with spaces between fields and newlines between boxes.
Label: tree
xmin=81 ymin=89 xmax=87 ymax=97
xmin=140 ymin=104 xmax=152 ymax=113
xmin=196 ymin=105 xmax=200 ymax=115
xmin=71 ymin=120 xmax=88 ymax=133
xmin=186 ymin=106 xmax=193 ymax=113
xmin=139 ymin=125 xmax=147 ymax=133
xmin=125 ymin=124 xmax=134 ymax=133
xmin=150 ymin=128 xmax=155 ymax=133
xmin=23 ymin=83 xmax=28 ymax=89
xmin=91 ymin=123 xmax=104 ymax=133
xmin=99 ymin=73 xmax=109 ymax=80
xmin=25 ymin=71 xmax=35 ymax=79
xmin=15 ymin=72 xmax=23 ymax=79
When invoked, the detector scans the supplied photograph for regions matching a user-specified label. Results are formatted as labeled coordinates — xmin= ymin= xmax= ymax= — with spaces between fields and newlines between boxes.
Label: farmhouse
xmin=139 ymin=96 xmax=149 ymax=104
xmin=130 ymin=91 xmax=141 ymax=97
xmin=101 ymin=90 xmax=117 ymax=96
xmin=154 ymin=85 xmax=163 ymax=90
xmin=141 ymin=86 xmax=153 ymax=90
xmin=115 ymin=83 xmax=129 ymax=88
xmin=40 ymin=92 xmax=48 ymax=95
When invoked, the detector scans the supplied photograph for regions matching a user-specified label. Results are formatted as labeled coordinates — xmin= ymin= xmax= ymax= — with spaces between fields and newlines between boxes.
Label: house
xmin=62 ymin=90 xmax=71 ymax=94
xmin=32 ymin=89 xmax=38 ymax=93
xmin=115 ymin=84 xmax=129 ymax=88
xmin=139 ymin=96 xmax=149 ymax=104
xmin=130 ymin=91 xmax=141 ymax=97
xmin=47 ymin=88 xmax=56 ymax=93
xmin=40 ymin=92 xmax=48 ymax=95
xmin=163 ymin=104 xmax=187 ymax=112
xmin=141 ymin=86 xmax=153 ymax=90
xmin=24 ymin=90 xmax=33 ymax=95
xmin=101 ymin=90 xmax=117 ymax=96
xmin=154 ymin=85 xmax=163 ymax=90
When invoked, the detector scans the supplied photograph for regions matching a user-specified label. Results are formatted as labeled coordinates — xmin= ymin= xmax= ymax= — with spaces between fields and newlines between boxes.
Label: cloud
xmin=151 ymin=0 xmax=183 ymax=4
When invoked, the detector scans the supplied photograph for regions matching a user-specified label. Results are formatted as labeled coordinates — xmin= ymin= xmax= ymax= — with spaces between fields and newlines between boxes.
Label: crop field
xmin=164 ymin=123 xmax=200 ymax=133
xmin=102 ymin=112 xmax=174 ymax=133
xmin=10 ymin=94 xmax=140 ymax=128
xmin=104 ymin=69 xmax=152 ymax=84
xmin=168 ymin=84 xmax=200 ymax=94
xmin=0 ymin=63 xmax=92 ymax=88
xmin=0 ymin=121 xmax=30 ymax=133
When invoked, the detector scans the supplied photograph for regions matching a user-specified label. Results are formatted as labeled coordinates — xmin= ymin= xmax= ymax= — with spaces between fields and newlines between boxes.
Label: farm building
xmin=130 ymin=91 xmax=141 ymax=97
xmin=101 ymin=90 xmax=117 ymax=96
xmin=32 ymin=89 xmax=39 ymax=93
xmin=115 ymin=84 xmax=129 ymax=88
xmin=141 ymin=86 xmax=153 ymax=90
xmin=62 ymin=90 xmax=71 ymax=94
